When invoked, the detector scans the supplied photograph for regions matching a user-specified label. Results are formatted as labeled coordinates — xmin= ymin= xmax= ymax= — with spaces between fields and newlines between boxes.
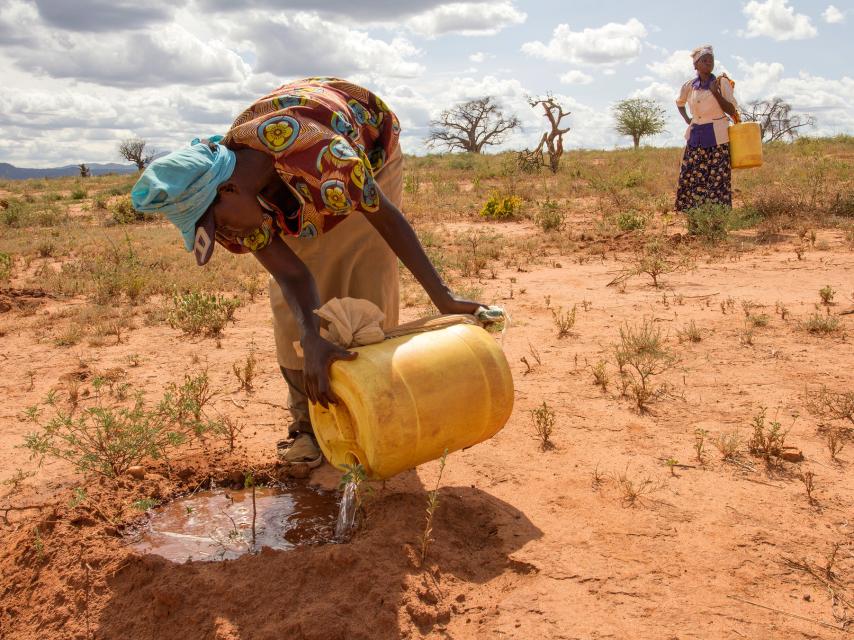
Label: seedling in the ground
xmin=233 ymin=341 xmax=257 ymax=393
xmin=419 ymin=449 xmax=448 ymax=566
xmin=739 ymin=324 xmax=755 ymax=346
xmin=748 ymin=313 xmax=770 ymax=328
xmin=806 ymin=386 xmax=854 ymax=425
xmin=822 ymin=425 xmax=847 ymax=461
xmin=819 ymin=285 xmax=835 ymax=306
xmin=713 ymin=430 xmax=741 ymax=461
xmin=694 ymin=428 xmax=708 ymax=463
xmin=798 ymin=470 xmax=817 ymax=504
xmin=213 ymin=416 xmax=245 ymax=451
xmin=774 ymin=301 xmax=790 ymax=320
xmin=530 ymin=401 xmax=556 ymax=451
xmin=609 ymin=237 xmax=692 ymax=289
xmin=741 ymin=299 xmax=757 ymax=318
xmin=614 ymin=319 xmax=674 ymax=412
xmin=676 ymin=320 xmax=702 ymax=343
xmin=747 ymin=407 xmax=789 ymax=466
xmin=1 ymin=468 xmax=35 ymax=493
xmin=527 ymin=341 xmax=542 ymax=366
xmin=591 ymin=360 xmax=609 ymax=391
xmin=552 ymin=305 xmax=577 ymax=338
xmin=591 ymin=464 xmax=605 ymax=490
xmin=665 ymin=458 xmax=678 ymax=476
xmin=132 ymin=498 xmax=160 ymax=512
xmin=615 ymin=468 xmax=658 ymax=506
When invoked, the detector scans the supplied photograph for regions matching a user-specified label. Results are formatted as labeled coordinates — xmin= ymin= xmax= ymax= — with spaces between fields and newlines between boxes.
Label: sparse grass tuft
xmin=805 ymin=386 xmax=854 ymax=425
xmin=0 ymin=252 xmax=12 ymax=283
xmin=615 ymin=468 xmax=658 ymax=507
xmin=591 ymin=360 xmax=609 ymax=391
xmin=552 ymin=305 xmax=577 ymax=338
xmin=747 ymin=407 xmax=789 ymax=465
xmin=233 ymin=342 xmax=257 ymax=393
xmin=614 ymin=319 xmax=674 ymax=411
xmin=535 ymin=199 xmax=565 ymax=231
xmin=802 ymin=313 xmax=840 ymax=335
xmin=713 ymin=430 xmax=742 ymax=461
xmin=530 ymin=401 xmax=556 ymax=451
xmin=676 ymin=320 xmax=702 ymax=343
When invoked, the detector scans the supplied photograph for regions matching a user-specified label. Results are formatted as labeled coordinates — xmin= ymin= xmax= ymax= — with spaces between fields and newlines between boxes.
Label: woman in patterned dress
xmin=132 ymin=78 xmax=487 ymax=468
xmin=675 ymin=46 xmax=739 ymax=215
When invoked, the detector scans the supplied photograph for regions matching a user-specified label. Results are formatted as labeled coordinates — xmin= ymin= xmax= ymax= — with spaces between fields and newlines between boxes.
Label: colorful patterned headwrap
xmin=691 ymin=45 xmax=714 ymax=63
xmin=131 ymin=137 xmax=236 ymax=251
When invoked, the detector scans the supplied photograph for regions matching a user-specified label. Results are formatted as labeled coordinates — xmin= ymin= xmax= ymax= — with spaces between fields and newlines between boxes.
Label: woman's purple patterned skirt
xmin=675 ymin=142 xmax=732 ymax=211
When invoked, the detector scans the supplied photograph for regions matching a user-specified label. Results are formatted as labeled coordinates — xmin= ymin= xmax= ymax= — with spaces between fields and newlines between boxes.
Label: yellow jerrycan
xmin=308 ymin=323 xmax=514 ymax=480
xmin=729 ymin=121 xmax=762 ymax=169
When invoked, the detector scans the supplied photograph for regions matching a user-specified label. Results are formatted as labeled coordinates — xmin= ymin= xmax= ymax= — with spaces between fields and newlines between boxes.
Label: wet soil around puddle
xmin=129 ymin=485 xmax=340 ymax=562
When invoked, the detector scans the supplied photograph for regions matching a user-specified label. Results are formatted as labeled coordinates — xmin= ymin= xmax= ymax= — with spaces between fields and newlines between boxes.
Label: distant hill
xmin=0 ymin=162 xmax=140 ymax=180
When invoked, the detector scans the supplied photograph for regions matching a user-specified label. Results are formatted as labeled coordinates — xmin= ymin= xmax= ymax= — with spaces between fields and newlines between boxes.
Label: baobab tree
xmin=426 ymin=97 xmax=520 ymax=153
xmin=738 ymin=98 xmax=815 ymax=142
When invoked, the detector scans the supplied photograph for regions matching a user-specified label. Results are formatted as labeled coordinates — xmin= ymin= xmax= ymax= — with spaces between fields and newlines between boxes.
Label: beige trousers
xmin=270 ymin=145 xmax=403 ymax=433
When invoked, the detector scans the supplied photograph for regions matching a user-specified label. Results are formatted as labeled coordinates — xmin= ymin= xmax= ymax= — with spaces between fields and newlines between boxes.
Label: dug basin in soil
xmin=128 ymin=485 xmax=339 ymax=562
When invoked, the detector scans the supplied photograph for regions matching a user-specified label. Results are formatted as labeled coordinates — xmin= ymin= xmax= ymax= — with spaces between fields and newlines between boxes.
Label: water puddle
xmin=129 ymin=485 xmax=339 ymax=562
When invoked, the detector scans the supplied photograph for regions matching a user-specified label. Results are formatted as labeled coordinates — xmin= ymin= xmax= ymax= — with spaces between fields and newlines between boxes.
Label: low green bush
xmin=167 ymin=291 xmax=240 ymax=337
xmin=480 ymin=192 xmax=522 ymax=220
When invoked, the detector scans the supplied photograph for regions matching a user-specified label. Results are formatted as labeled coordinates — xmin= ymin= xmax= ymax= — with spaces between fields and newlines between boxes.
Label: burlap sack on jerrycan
xmin=309 ymin=322 xmax=514 ymax=480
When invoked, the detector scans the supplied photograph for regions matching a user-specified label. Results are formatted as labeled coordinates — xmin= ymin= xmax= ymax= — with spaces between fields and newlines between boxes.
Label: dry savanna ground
xmin=0 ymin=138 xmax=853 ymax=639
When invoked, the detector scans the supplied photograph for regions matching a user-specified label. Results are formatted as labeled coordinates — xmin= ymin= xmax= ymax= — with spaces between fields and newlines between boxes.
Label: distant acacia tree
xmin=118 ymin=137 xmax=155 ymax=171
xmin=426 ymin=97 xmax=520 ymax=154
xmin=78 ymin=163 xmax=91 ymax=178
xmin=613 ymin=98 xmax=667 ymax=149
xmin=526 ymin=94 xmax=571 ymax=174
xmin=738 ymin=97 xmax=815 ymax=142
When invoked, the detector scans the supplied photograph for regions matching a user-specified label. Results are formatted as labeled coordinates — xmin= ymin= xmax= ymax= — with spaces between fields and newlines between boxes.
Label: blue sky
xmin=0 ymin=0 xmax=851 ymax=167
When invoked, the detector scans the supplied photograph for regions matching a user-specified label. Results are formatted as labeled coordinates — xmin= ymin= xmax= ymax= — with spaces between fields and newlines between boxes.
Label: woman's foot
xmin=277 ymin=432 xmax=323 ymax=468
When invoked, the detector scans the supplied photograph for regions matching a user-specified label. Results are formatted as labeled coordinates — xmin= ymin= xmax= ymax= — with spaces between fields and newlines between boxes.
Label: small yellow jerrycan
xmin=729 ymin=121 xmax=763 ymax=169
xmin=309 ymin=323 xmax=514 ymax=480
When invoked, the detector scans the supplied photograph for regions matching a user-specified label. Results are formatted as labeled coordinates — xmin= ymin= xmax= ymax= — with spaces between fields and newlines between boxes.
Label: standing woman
xmin=675 ymin=45 xmax=739 ymax=213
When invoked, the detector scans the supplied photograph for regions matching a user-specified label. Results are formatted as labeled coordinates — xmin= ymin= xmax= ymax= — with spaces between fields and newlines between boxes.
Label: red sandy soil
xmin=1 ymin=219 xmax=853 ymax=639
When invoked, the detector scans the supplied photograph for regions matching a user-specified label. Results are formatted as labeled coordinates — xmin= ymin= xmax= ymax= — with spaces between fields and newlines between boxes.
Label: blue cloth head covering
xmin=131 ymin=136 xmax=236 ymax=251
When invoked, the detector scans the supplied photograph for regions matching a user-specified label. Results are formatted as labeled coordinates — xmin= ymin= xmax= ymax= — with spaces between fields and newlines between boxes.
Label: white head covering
xmin=691 ymin=45 xmax=714 ymax=63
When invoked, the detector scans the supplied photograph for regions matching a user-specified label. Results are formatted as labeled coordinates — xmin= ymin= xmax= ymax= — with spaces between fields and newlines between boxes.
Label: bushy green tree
xmin=613 ymin=98 xmax=667 ymax=149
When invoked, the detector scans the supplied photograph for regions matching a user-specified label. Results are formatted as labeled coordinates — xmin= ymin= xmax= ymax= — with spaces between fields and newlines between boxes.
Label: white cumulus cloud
xmin=521 ymin=18 xmax=647 ymax=66
xmin=823 ymin=5 xmax=845 ymax=23
xmin=560 ymin=70 xmax=593 ymax=85
xmin=646 ymin=49 xmax=694 ymax=85
xmin=741 ymin=0 xmax=817 ymax=40
xmin=406 ymin=2 xmax=526 ymax=38
xmin=235 ymin=12 xmax=424 ymax=80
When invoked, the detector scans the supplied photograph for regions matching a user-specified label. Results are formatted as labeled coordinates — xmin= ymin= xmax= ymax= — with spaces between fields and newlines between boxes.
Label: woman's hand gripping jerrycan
xmin=308 ymin=323 xmax=514 ymax=480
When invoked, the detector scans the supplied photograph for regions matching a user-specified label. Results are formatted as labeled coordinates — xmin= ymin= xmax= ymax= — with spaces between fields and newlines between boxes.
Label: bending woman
xmin=131 ymin=78 xmax=486 ymax=469
xmin=675 ymin=45 xmax=739 ymax=213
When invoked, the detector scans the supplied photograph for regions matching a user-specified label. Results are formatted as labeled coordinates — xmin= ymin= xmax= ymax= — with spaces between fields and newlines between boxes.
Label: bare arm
xmin=252 ymin=235 xmax=355 ymax=408
xmin=364 ymin=190 xmax=485 ymax=315
xmin=711 ymin=79 xmax=738 ymax=119
xmin=677 ymin=106 xmax=691 ymax=125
